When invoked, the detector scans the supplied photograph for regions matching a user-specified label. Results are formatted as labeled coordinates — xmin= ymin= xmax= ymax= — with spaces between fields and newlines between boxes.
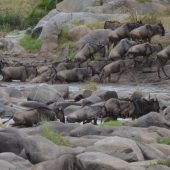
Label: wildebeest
xmin=104 ymin=20 xmax=122 ymax=30
xmin=156 ymin=45 xmax=170 ymax=79
xmin=126 ymin=43 xmax=163 ymax=67
xmin=55 ymin=67 xmax=92 ymax=83
xmin=74 ymin=42 xmax=106 ymax=66
xmin=99 ymin=60 xmax=125 ymax=82
xmin=67 ymin=105 xmax=107 ymax=124
xmin=130 ymin=23 xmax=165 ymax=42
xmin=108 ymin=21 xmax=143 ymax=45
xmin=13 ymin=101 xmax=65 ymax=126
xmin=104 ymin=98 xmax=135 ymax=120
xmin=1 ymin=65 xmax=38 ymax=82
xmin=109 ymin=38 xmax=137 ymax=60
xmin=104 ymin=96 xmax=160 ymax=120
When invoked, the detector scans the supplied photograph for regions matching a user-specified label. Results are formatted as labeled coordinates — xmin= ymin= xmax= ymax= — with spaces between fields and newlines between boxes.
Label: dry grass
xmin=0 ymin=0 xmax=39 ymax=16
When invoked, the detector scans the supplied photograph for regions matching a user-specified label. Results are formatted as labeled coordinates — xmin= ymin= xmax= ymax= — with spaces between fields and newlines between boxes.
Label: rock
xmin=64 ymin=105 xmax=82 ymax=116
xmin=163 ymin=106 xmax=170 ymax=121
xmin=86 ymin=136 xmax=144 ymax=162
xmin=69 ymin=123 xmax=101 ymax=137
xmin=0 ymin=38 xmax=25 ymax=54
xmin=0 ymin=152 xmax=32 ymax=170
xmin=68 ymin=25 xmax=91 ymax=41
xmin=77 ymin=152 xmax=129 ymax=170
xmin=31 ymin=154 xmax=80 ymax=170
xmin=5 ymin=87 xmax=22 ymax=98
xmin=151 ymin=143 xmax=170 ymax=156
xmin=92 ymin=90 xmax=118 ymax=101
xmin=147 ymin=165 xmax=170 ymax=170
xmin=36 ymin=12 xmax=127 ymax=51
xmin=0 ymin=102 xmax=15 ymax=117
xmin=81 ymin=95 xmax=103 ymax=106
xmin=52 ymin=84 xmax=69 ymax=99
xmin=130 ymin=112 xmax=170 ymax=128
xmin=23 ymin=135 xmax=83 ymax=164
xmin=137 ymin=142 xmax=165 ymax=160
xmin=0 ymin=160 xmax=17 ymax=170
xmin=73 ymin=89 xmax=92 ymax=101
xmin=56 ymin=0 xmax=100 ymax=12
xmin=27 ymin=84 xmax=64 ymax=103
xmin=0 ymin=128 xmax=24 ymax=155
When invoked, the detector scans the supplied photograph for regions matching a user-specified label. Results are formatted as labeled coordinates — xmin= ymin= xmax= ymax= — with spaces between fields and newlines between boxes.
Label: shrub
xmin=100 ymin=120 xmax=122 ymax=127
xmin=19 ymin=35 xmax=42 ymax=52
xmin=41 ymin=122 xmax=70 ymax=146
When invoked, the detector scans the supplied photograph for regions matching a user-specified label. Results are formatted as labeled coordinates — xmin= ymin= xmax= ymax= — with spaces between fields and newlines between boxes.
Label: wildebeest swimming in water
xmin=156 ymin=45 xmax=170 ymax=79
xmin=130 ymin=23 xmax=165 ymax=43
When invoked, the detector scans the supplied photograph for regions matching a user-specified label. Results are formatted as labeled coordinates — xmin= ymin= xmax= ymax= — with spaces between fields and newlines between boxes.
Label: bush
xmin=41 ymin=122 xmax=70 ymax=146
xmin=100 ymin=120 xmax=122 ymax=127
xmin=19 ymin=35 xmax=42 ymax=52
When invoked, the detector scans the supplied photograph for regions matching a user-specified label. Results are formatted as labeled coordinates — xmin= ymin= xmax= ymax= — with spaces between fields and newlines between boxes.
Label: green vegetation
xmin=19 ymin=35 xmax=42 ymax=52
xmin=87 ymin=21 xmax=104 ymax=29
xmin=57 ymin=27 xmax=76 ymax=59
xmin=158 ymin=160 xmax=170 ymax=167
xmin=157 ymin=137 xmax=170 ymax=145
xmin=100 ymin=120 xmax=122 ymax=127
xmin=41 ymin=122 xmax=70 ymax=146
xmin=81 ymin=81 xmax=97 ymax=91
xmin=0 ymin=0 xmax=63 ymax=32
xmin=136 ymin=0 xmax=152 ymax=3
xmin=128 ymin=9 xmax=160 ymax=24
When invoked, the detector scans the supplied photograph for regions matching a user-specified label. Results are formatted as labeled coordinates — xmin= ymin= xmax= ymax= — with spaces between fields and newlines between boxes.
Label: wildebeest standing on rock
xmin=130 ymin=23 xmax=165 ymax=42
xmin=126 ymin=43 xmax=163 ymax=67
xmin=77 ymin=29 xmax=112 ymax=55
xmin=108 ymin=21 xmax=143 ymax=45
xmin=74 ymin=42 xmax=106 ymax=66
xmin=109 ymin=38 xmax=137 ymax=60
xmin=99 ymin=60 xmax=125 ymax=82
xmin=1 ymin=65 xmax=38 ymax=82
xmin=55 ymin=67 xmax=92 ymax=83
xmin=156 ymin=45 xmax=170 ymax=79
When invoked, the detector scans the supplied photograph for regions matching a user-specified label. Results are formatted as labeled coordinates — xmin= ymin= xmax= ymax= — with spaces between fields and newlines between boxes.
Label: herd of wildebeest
xmin=0 ymin=20 xmax=170 ymax=126
xmin=0 ymin=20 xmax=170 ymax=83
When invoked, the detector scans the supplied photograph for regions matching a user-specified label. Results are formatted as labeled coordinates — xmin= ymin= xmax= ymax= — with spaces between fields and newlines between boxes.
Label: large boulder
xmin=0 ymin=128 xmax=25 ymax=155
xmin=86 ymin=136 xmax=144 ymax=162
xmin=31 ymin=154 xmax=80 ymax=170
xmin=68 ymin=25 xmax=91 ymax=41
xmin=0 ymin=160 xmax=17 ymax=170
xmin=130 ymin=112 xmax=170 ymax=128
xmin=35 ymin=12 xmax=127 ymax=52
xmin=163 ymin=106 xmax=170 ymax=121
xmin=23 ymin=135 xmax=83 ymax=164
xmin=27 ymin=84 xmax=64 ymax=103
xmin=0 ymin=152 xmax=32 ymax=170
xmin=76 ymin=152 xmax=130 ymax=170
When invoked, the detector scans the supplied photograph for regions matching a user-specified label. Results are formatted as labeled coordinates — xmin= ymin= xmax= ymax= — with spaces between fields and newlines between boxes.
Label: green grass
xmin=41 ymin=122 xmax=70 ymax=146
xmin=81 ymin=81 xmax=97 ymax=91
xmin=19 ymin=35 xmax=42 ymax=52
xmin=100 ymin=120 xmax=123 ymax=127
xmin=157 ymin=137 xmax=170 ymax=145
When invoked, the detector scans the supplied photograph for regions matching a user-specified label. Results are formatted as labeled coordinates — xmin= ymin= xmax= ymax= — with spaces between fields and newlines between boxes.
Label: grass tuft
xmin=41 ymin=122 xmax=70 ymax=146
xmin=100 ymin=120 xmax=122 ymax=127
xmin=19 ymin=35 xmax=42 ymax=52
xmin=157 ymin=137 xmax=170 ymax=145
xmin=81 ymin=81 xmax=97 ymax=91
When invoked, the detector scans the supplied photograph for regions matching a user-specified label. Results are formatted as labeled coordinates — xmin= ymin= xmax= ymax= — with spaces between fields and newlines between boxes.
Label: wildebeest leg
xmin=162 ymin=66 xmax=169 ymax=79
xmin=108 ymin=74 xmax=111 ymax=82
xmin=116 ymin=71 xmax=123 ymax=82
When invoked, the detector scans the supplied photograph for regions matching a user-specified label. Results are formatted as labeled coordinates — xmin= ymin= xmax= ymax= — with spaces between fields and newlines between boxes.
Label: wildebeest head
xmin=158 ymin=23 xmax=165 ymax=36
xmin=25 ymin=65 xmax=38 ymax=78
xmin=126 ymin=21 xmax=143 ymax=31
xmin=53 ymin=104 xmax=65 ymax=123
xmin=149 ymin=98 xmax=160 ymax=113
